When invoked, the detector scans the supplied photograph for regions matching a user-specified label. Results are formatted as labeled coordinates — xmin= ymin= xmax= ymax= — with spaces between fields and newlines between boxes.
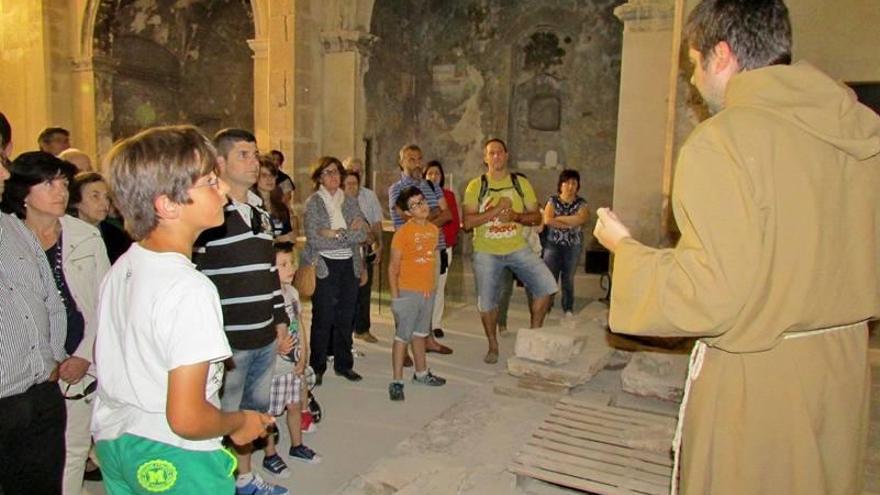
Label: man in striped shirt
xmin=193 ymin=129 xmax=292 ymax=495
xmin=388 ymin=144 xmax=453 ymax=355
xmin=0 ymin=112 xmax=69 ymax=494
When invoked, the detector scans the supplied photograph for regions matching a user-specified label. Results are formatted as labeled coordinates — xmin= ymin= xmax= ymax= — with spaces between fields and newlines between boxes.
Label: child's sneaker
xmin=235 ymin=472 xmax=289 ymax=495
xmin=261 ymin=453 xmax=290 ymax=479
xmin=289 ymin=444 xmax=322 ymax=464
xmin=412 ymin=370 xmax=446 ymax=386
xmin=389 ymin=382 xmax=405 ymax=401
xmin=301 ymin=411 xmax=317 ymax=433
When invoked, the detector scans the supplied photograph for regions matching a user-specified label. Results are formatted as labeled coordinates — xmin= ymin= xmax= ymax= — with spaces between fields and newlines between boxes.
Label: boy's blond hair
xmin=106 ymin=125 xmax=218 ymax=240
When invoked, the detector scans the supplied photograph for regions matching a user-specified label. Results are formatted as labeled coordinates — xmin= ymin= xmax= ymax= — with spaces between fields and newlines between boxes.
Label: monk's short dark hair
xmin=107 ymin=125 xmax=218 ymax=240
xmin=685 ymin=0 xmax=792 ymax=70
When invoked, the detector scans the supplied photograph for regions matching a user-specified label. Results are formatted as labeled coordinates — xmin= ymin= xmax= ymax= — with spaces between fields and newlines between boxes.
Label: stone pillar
xmin=612 ymin=0 xmax=677 ymax=247
xmin=319 ymin=29 xmax=376 ymax=161
xmin=250 ymin=0 xmax=296 ymax=177
xmin=71 ymin=56 xmax=116 ymax=168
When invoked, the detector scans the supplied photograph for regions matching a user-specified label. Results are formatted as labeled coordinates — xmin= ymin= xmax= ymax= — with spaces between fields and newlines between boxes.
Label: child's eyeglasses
xmin=408 ymin=199 xmax=427 ymax=209
xmin=193 ymin=176 xmax=221 ymax=189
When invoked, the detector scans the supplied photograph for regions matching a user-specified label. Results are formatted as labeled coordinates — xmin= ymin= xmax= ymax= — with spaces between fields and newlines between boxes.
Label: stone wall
xmin=94 ymin=0 xmax=254 ymax=142
xmin=365 ymin=1 xmax=624 ymax=229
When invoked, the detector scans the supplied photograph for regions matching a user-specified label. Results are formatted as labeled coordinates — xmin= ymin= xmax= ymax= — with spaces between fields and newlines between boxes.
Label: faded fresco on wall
xmin=93 ymin=0 xmax=254 ymax=142
xmin=365 ymin=0 xmax=624 ymax=227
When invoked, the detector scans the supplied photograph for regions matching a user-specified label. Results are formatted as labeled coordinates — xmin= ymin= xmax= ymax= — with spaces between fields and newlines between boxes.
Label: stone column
xmin=319 ymin=29 xmax=376 ymax=161
xmin=71 ymin=56 xmax=116 ymax=168
xmin=611 ymin=0 xmax=677 ymax=247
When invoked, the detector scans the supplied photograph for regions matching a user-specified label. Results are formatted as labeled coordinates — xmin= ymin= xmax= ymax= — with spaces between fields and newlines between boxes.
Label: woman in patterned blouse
xmin=541 ymin=169 xmax=589 ymax=317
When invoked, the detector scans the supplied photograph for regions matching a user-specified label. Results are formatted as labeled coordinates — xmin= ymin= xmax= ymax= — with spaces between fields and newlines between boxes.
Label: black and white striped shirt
xmin=0 ymin=212 xmax=67 ymax=398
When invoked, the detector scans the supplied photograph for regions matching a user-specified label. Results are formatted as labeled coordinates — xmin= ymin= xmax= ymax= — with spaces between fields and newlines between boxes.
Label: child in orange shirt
xmin=387 ymin=187 xmax=447 ymax=401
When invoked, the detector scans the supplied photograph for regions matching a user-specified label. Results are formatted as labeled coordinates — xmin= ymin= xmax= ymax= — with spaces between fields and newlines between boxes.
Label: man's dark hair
xmin=557 ymin=169 xmax=581 ymax=193
xmin=483 ymin=138 xmax=508 ymax=152
xmin=213 ymin=128 xmax=256 ymax=159
xmin=1 ymin=152 xmax=77 ymax=219
xmin=0 ymin=112 xmax=11 ymax=150
xmin=270 ymin=149 xmax=284 ymax=164
xmin=685 ymin=0 xmax=791 ymax=71
xmin=38 ymin=127 xmax=70 ymax=145
xmin=395 ymin=186 xmax=424 ymax=213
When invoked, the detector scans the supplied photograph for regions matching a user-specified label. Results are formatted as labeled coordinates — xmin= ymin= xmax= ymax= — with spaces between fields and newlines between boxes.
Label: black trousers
xmin=353 ymin=253 xmax=375 ymax=334
xmin=310 ymin=258 xmax=358 ymax=375
xmin=0 ymin=381 xmax=66 ymax=495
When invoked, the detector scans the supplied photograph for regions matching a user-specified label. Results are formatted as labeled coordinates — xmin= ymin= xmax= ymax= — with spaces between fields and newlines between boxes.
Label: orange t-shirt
xmin=391 ymin=220 xmax=438 ymax=294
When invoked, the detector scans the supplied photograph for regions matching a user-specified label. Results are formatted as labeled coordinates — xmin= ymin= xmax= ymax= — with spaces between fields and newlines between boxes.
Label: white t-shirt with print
xmin=91 ymin=244 xmax=232 ymax=451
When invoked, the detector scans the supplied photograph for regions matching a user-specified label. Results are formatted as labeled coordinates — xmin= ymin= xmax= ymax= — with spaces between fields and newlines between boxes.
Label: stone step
xmin=507 ymin=341 xmax=613 ymax=387
xmin=514 ymin=319 xmax=607 ymax=365
xmin=620 ymin=351 xmax=690 ymax=402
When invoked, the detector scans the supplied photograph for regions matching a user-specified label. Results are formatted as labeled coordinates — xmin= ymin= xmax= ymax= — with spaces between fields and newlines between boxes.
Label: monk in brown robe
xmin=593 ymin=1 xmax=880 ymax=494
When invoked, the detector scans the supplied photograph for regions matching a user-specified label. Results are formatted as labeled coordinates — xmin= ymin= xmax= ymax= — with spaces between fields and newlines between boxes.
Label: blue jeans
xmin=220 ymin=342 xmax=276 ymax=413
xmin=472 ymin=247 xmax=557 ymax=313
xmin=542 ymin=242 xmax=581 ymax=312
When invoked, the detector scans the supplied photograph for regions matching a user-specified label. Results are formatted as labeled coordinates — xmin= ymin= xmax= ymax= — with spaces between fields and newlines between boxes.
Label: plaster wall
xmin=789 ymin=0 xmax=880 ymax=83
xmin=365 ymin=1 xmax=624 ymax=225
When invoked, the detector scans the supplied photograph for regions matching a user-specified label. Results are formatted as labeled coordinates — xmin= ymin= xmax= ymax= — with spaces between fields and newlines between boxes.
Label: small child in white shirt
xmin=261 ymin=242 xmax=322 ymax=479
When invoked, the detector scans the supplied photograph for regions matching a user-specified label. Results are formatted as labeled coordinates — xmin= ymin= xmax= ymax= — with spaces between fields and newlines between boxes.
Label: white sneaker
xmin=564 ymin=311 xmax=574 ymax=318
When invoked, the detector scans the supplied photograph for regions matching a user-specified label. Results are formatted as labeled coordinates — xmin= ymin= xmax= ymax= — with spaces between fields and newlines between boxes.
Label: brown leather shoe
xmin=354 ymin=331 xmax=379 ymax=343
xmin=426 ymin=343 xmax=453 ymax=355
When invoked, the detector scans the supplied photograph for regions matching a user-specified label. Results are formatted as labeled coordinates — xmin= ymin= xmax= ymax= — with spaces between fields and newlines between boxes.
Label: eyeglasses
xmin=193 ymin=175 xmax=221 ymax=189
xmin=408 ymin=199 xmax=427 ymax=209
xmin=64 ymin=374 xmax=98 ymax=401
xmin=321 ymin=168 xmax=340 ymax=177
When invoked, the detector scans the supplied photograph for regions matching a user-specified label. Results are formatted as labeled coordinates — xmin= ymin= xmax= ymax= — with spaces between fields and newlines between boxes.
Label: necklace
xmin=49 ymin=232 xmax=67 ymax=306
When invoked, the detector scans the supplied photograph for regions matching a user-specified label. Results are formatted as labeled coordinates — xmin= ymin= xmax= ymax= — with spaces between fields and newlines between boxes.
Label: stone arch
xmin=77 ymin=0 xmax=263 ymax=161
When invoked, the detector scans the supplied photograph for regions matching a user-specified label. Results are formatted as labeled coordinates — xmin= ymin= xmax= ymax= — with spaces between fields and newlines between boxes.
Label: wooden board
xmin=510 ymin=398 xmax=675 ymax=494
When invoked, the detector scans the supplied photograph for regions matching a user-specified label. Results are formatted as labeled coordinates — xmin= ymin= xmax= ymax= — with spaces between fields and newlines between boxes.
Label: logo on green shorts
xmin=137 ymin=459 xmax=178 ymax=492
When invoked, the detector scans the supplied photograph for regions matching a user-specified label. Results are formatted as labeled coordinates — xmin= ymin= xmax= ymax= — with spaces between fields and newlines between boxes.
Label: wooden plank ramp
xmin=510 ymin=397 xmax=675 ymax=494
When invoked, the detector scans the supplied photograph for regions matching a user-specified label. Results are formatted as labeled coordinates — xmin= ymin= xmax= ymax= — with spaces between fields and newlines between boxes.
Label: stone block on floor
xmin=507 ymin=340 xmax=613 ymax=387
xmin=514 ymin=319 xmax=606 ymax=365
xmin=492 ymin=374 xmax=570 ymax=405
xmin=621 ymin=351 xmax=689 ymax=402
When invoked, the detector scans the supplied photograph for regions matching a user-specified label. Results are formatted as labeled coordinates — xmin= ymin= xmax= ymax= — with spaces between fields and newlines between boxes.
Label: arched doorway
xmin=87 ymin=0 xmax=256 ymax=152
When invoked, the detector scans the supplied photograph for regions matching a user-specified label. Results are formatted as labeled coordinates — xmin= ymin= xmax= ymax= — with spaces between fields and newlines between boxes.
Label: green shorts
xmin=96 ymin=434 xmax=236 ymax=494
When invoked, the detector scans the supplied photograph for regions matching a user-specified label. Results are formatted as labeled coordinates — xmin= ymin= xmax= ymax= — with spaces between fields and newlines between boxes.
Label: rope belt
xmin=669 ymin=319 xmax=869 ymax=495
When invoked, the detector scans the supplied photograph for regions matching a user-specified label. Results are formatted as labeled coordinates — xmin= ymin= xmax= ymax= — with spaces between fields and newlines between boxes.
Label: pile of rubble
xmin=495 ymin=301 xmax=691 ymax=407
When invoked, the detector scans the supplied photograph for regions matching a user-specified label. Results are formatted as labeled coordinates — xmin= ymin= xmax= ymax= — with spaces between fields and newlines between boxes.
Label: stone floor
xmin=80 ymin=268 xmax=880 ymax=495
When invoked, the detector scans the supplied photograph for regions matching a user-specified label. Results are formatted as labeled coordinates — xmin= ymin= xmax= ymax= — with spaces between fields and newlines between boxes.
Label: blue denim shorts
xmin=391 ymin=290 xmax=434 ymax=343
xmin=220 ymin=341 xmax=276 ymax=413
xmin=472 ymin=247 xmax=558 ymax=312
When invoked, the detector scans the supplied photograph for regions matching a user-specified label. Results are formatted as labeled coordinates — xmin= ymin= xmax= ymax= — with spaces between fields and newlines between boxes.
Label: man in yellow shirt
xmin=462 ymin=138 xmax=558 ymax=364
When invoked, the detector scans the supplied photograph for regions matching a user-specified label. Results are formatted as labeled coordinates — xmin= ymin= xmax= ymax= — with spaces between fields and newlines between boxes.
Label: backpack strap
xmin=477 ymin=172 xmax=526 ymax=204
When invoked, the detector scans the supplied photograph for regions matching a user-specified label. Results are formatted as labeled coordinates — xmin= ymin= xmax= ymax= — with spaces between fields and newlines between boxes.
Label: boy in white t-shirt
xmin=92 ymin=125 xmax=273 ymax=494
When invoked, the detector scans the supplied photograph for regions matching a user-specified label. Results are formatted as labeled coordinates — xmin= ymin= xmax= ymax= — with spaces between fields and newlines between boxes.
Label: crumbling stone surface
xmin=492 ymin=374 xmax=569 ymax=405
xmin=508 ymin=341 xmax=612 ymax=387
xmin=620 ymin=351 xmax=689 ymax=401
xmin=514 ymin=326 xmax=587 ymax=364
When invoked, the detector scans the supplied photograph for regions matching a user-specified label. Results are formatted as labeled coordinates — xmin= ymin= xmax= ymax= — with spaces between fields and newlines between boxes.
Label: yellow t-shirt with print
xmin=462 ymin=173 xmax=537 ymax=255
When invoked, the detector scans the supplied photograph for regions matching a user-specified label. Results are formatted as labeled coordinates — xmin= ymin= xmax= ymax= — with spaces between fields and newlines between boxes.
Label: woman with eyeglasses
xmin=302 ymin=157 xmax=369 ymax=384
xmin=1 ymin=151 xmax=110 ymax=495
xmin=68 ymin=171 xmax=133 ymax=264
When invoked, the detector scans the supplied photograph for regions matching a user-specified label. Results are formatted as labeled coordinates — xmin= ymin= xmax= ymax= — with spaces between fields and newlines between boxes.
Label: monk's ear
xmin=711 ymin=41 xmax=738 ymax=73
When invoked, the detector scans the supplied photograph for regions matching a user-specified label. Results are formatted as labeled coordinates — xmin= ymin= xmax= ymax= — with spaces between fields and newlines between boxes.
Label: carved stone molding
xmin=72 ymin=55 xmax=117 ymax=75
xmin=614 ymin=0 xmax=675 ymax=32
xmin=248 ymin=38 xmax=269 ymax=60
xmin=319 ymin=29 xmax=378 ymax=55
